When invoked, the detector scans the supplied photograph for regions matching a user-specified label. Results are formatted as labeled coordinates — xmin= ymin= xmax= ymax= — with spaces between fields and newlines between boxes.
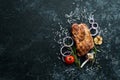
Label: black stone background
xmin=0 ymin=0 xmax=120 ymax=80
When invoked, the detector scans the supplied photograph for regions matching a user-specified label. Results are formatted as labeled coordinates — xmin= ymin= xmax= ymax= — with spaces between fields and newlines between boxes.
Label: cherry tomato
xmin=64 ymin=55 xmax=75 ymax=64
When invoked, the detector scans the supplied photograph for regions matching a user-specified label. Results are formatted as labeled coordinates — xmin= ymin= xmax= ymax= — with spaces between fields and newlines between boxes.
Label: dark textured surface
xmin=0 ymin=0 xmax=120 ymax=80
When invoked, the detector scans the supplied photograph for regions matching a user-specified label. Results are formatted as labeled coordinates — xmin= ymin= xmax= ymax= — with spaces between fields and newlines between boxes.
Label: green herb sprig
xmin=92 ymin=45 xmax=99 ymax=64
xmin=70 ymin=46 xmax=81 ymax=68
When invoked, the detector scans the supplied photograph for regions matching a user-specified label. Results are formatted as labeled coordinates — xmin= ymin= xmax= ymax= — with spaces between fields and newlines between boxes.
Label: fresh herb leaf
xmin=94 ymin=46 xmax=97 ymax=55
xmin=92 ymin=46 xmax=99 ymax=64
xmin=70 ymin=46 xmax=81 ymax=68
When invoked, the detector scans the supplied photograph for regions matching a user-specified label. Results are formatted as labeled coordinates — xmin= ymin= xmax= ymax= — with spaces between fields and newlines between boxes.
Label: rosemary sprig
xmin=70 ymin=46 xmax=81 ymax=68
xmin=94 ymin=46 xmax=97 ymax=54
xmin=92 ymin=45 xmax=98 ymax=64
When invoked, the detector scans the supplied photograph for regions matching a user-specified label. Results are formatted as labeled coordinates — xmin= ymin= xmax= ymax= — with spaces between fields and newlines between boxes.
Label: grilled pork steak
xmin=71 ymin=23 xmax=94 ymax=56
